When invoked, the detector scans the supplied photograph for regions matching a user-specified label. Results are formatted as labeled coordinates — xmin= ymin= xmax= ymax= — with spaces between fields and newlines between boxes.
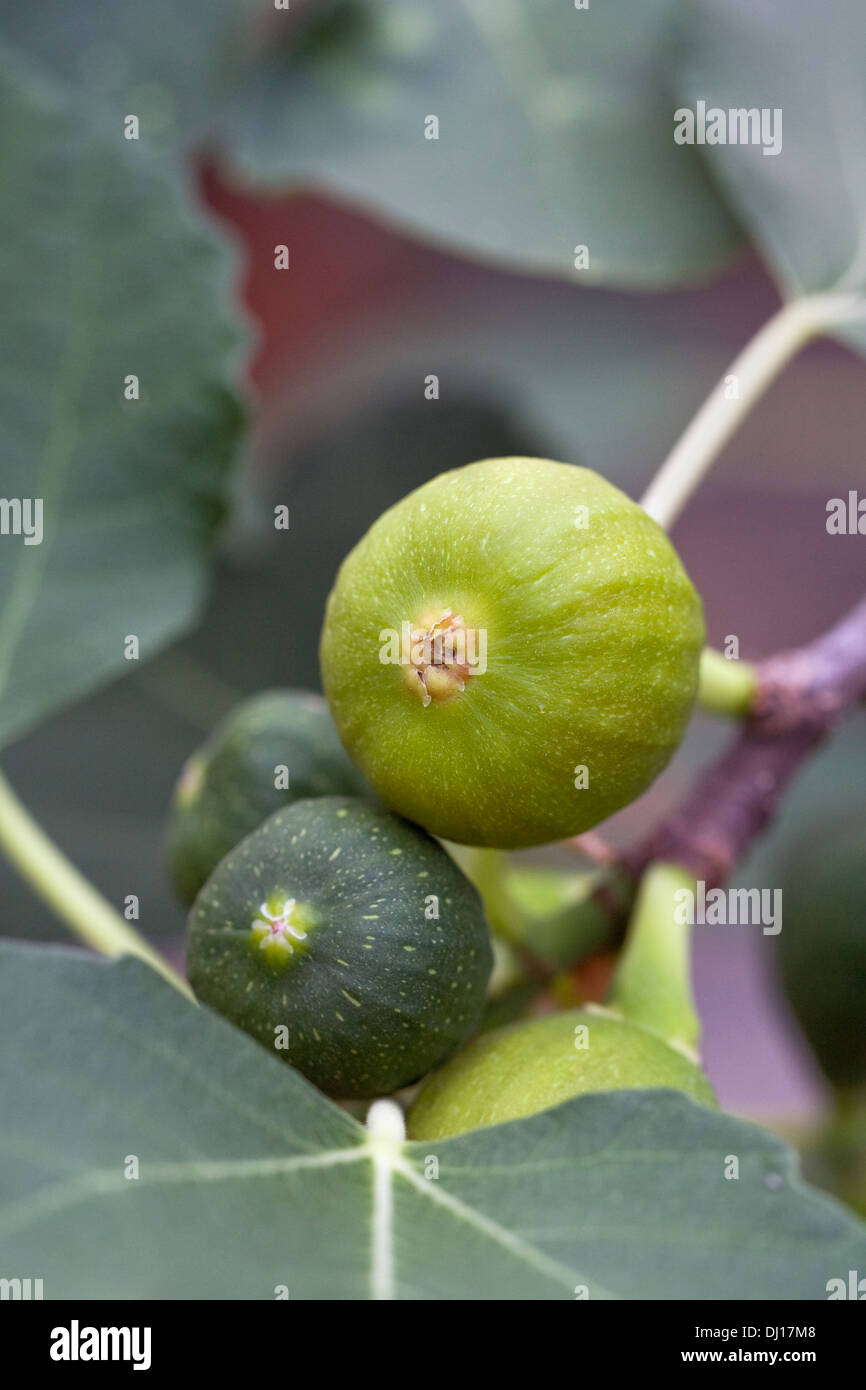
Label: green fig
xmin=407 ymin=1007 xmax=716 ymax=1139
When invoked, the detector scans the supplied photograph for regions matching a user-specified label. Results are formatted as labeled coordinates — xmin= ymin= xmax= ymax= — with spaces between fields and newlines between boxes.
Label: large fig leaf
xmin=680 ymin=0 xmax=866 ymax=350
xmin=0 ymin=0 xmax=264 ymax=151
xmin=0 ymin=944 xmax=862 ymax=1299
xmin=0 ymin=55 xmax=246 ymax=748
xmin=218 ymin=0 xmax=741 ymax=287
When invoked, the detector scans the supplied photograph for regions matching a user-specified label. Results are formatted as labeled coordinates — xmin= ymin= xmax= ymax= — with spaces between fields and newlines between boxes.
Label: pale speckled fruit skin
xmin=186 ymin=796 xmax=492 ymax=1099
xmin=407 ymin=1008 xmax=717 ymax=1140
xmin=167 ymin=689 xmax=368 ymax=904
xmin=320 ymin=458 xmax=704 ymax=848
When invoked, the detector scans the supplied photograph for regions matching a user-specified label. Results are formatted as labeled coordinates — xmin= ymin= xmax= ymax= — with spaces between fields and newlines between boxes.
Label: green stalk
xmin=0 ymin=767 xmax=193 ymax=999
xmin=444 ymin=845 xmax=525 ymax=943
xmin=640 ymin=292 xmax=865 ymax=531
xmin=696 ymin=647 xmax=758 ymax=718
xmin=606 ymin=861 xmax=699 ymax=1054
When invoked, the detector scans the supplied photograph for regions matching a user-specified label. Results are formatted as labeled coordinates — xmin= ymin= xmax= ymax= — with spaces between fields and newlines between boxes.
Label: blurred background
xmin=0 ymin=0 xmax=864 ymax=1189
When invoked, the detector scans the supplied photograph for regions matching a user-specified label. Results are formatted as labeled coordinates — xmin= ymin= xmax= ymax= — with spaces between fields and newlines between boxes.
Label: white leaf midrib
xmin=0 ymin=1133 xmax=604 ymax=1298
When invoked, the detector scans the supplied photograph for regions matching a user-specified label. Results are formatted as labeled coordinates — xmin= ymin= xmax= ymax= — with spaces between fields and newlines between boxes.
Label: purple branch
xmin=623 ymin=594 xmax=866 ymax=891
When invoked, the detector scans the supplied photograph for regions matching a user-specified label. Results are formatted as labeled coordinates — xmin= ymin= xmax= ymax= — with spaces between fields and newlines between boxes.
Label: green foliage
xmin=0 ymin=0 xmax=864 ymax=1303
xmin=0 ymin=0 xmax=264 ymax=152
xmin=220 ymin=0 xmax=741 ymax=286
xmin=680 ymin=0 xmax=866 ymax=348
xmin=1 ymin=945 xmax=863 ymax=1299
xmin=0 ymin=52 xmax=246 ymax=750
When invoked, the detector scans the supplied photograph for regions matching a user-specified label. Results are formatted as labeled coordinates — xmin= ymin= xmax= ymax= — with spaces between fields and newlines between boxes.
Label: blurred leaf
xmin=220 ymin=0 xmax=741 ymax=287
xmin=736 ymin=713 xmax=866 ymax=890
xmin=680 ymin=0 xmax=866 ymax=350
xmin=776 ymin=816 xmax=866 ymax=1090
xmin=1 ymin=945 xmax=863 ymax=1298
xmin=190 ymin=395 xmax=546 ymax=690
xmin=0 ymin=661 xmax=213 ymax=940
xmin=256 ymin=266 xmax=760 ymax=504
xmin=0 ymin=398 xmax=536 ymax=944
xmin=0 ymin=0 xmax=265 ymax=152
xmin=0 ymin=55 xmax=246 ymax=750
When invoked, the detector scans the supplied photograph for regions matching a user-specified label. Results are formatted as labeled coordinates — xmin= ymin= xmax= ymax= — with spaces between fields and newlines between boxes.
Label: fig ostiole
xmin=185 ymin=796 xmax=493 ymax=1099
xmin=167 ymin=689 xmax=368 ymax=904
xmin=320 ymin=456 xmax=704 ymax=849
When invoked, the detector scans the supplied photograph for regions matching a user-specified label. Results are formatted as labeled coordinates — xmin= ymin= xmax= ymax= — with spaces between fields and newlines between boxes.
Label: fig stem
xmin=456 ymin=845 xmax=627 ymax=970
xmin=640 ymin=292 xmax=865 ymax=531
xmin=447 ymin=846 xmax=525 ymax=944
xmin=546 ymin=592 xmax=866 ymax=973
xmin=606 ymin=861 xmax=700 ymax=1055
xmin=696 ymin=648 xmax=758 ymax=718
xmin=0 ymin=767 xmax=194 ymax=1000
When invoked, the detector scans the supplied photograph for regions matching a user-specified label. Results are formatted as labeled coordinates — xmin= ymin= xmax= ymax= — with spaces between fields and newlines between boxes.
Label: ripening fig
xmin=320 ymin=457 xmax=704 ymax=848
xmin=186 ymin=796 xmax=492 ymax=1099
xmin=167 ymin=689 xmax=368 ymax=904
xmin=407 ymin=1007 xmax=716 ymax=1140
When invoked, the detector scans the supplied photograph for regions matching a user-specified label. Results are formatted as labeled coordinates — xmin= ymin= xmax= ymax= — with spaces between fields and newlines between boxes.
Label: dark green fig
xmin=186 ymin=796 xmax=493 ymax=1099
xmin=167 ymin=689 xmax=368 ymax=904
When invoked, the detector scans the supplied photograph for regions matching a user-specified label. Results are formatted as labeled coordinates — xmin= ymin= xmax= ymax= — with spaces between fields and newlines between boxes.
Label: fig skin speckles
xmin=167 ymin=689 xmax=368 ymax=904
xmin=319 ymin=457 xmax=705 ymax=849
xmin=407 ymin=1008 xmax=717 ymax=1140
xmin=186 ymin=796 xmax=493 ymax=1099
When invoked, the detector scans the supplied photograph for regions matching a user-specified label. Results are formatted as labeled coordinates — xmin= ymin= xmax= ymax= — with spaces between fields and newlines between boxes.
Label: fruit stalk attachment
xmin=640 ymin=292 xmax=866 ymax=531
xmin=605 ymin=861 xmax=700 ymax=1056
xmin=0 ymin=767 xmax=193 ymax=999
xmin=696 ymin=647 xmax=758 ymax=718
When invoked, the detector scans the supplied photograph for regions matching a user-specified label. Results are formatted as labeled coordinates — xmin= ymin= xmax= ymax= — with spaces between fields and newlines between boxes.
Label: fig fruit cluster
xmin=170 ymin=459 xmax=709 ymax=1127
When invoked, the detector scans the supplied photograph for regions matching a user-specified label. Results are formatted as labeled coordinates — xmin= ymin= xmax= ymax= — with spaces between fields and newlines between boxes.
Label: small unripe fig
xmin=320 ymin=457 xmax=703 ymax=848
xmin=407 ymin=1007 xmax=716 ymax=1139
xmin=167 ymin=690 xmax=368 ymax=904
xmin=186 ymin=796 xmax=493 ymax=1099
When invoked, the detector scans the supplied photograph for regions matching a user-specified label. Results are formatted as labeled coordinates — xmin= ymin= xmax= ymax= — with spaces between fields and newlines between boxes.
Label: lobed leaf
xmin=0 ymin=944 xmax=862 ymax=1299
xmin=218 ymin=0 xmax=741 ymax=288
xmin=0 ymin=53 xmax=247 ymax=749
xmin=680 ymin=0 xmax=866 ymax=350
